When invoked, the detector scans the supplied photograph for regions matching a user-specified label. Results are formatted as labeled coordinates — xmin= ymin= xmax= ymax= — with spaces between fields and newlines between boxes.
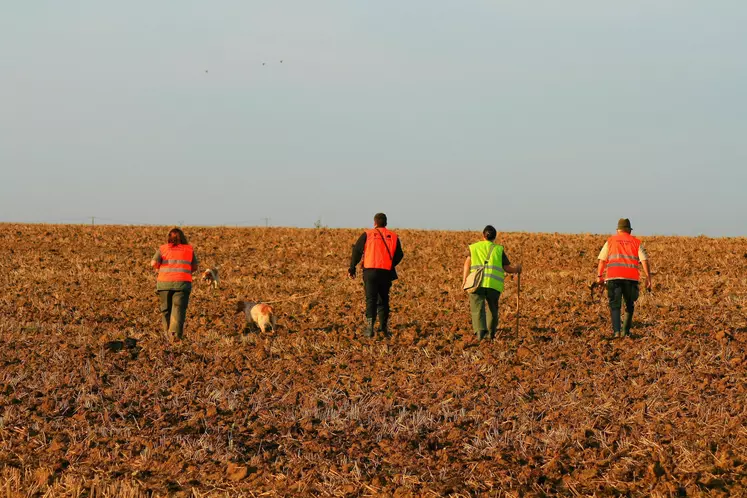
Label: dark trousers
xmin=469 ymin=288 xmax=501 ymax=338
xmin=159 ymin=290 xmax=191 ymax=339
xmin=363 ymin=270 xmax=392 ymax=320
xmin=607 ymin=279 xmax=639 ymax=333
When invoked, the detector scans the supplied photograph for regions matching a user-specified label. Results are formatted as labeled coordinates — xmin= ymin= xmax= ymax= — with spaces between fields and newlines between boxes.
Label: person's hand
xmin=348 ymin=268 xmax=356 ymax=279
xmin=515 ymin=264 xmax=523 ymax=274
xmin=646 ymin=278 xmax=652 ymax=292
xmin=597 ymin=275 xmax=605 ymax=284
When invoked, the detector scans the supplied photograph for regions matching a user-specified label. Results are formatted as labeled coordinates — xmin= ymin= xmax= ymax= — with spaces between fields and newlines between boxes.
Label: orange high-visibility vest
xmin=157 ymin=244 xmax=194 ymax=283
xmin=605 ymin=233 xmax=641 ymax=281
xmin=363 ymin=228 xmax=398 ymax=270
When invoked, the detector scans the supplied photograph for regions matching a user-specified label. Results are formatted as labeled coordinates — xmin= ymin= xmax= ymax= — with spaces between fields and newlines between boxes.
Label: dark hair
xmin=483 ymin=225 xmax=497 ymax=241
xmin=167 ymin=228 xmax=188 ymax=246
xmin=374 ymin=213 xmax=387 ymax=227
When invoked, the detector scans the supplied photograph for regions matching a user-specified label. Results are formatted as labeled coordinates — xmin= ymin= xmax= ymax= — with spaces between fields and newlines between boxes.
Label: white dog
xmin=235 ymin=301 xmax=276 ymax=333
xmin=201 ymin=268 xmax=220 ymax=289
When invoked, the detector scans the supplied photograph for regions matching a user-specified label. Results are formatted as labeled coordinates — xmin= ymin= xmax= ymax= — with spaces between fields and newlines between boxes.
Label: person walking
xmin=597 ymin=218 xmax=652 ymax=338
xmin=462 ymin=225 xmax=522 ymax=341
xmin=348 ymin=213 xmax=404 ymax=338
xmin=151 ymin=228 xmax=199 ymax=340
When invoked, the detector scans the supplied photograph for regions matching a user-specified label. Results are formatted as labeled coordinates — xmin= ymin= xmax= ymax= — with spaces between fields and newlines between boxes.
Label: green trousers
xmin=469 ymin=288 xmax=501 ymax=339
xmin=159 ymin=290 xmax=191 ymax=339
xmin=607 ymin=279 xmax=639 ymax=334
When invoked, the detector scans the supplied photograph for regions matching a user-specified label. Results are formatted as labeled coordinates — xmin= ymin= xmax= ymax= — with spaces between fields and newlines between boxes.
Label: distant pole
xmin=91 ymin=216 xmax=95 ymax=227
xmin=262 ymin=217 xmax=270 ymax=227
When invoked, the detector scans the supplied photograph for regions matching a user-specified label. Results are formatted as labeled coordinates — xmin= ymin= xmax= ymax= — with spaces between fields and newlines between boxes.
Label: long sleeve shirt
xmin=349 ymin=232 xmax=404 ymax=280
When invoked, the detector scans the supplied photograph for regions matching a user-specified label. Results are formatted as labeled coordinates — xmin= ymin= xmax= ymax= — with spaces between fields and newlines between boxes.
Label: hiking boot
xmin=611 ymin=309 xmax=622 ymax=335
xmin=612 ymin=330 xmax=621 ymax=339
xmin=363 ymin=318 xmax=375 ymax=338
xmin=377 ymin=312 xmax=390 ymax=337
xmin=477 ymin=330 xmax=488 ymax=341
xmin=623 ymin=312 xmax=633 ymax=336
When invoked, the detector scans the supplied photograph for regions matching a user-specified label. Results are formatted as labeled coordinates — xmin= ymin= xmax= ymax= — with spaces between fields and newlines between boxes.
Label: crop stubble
xmin=0 ymin=224 xmax=745 ymax=496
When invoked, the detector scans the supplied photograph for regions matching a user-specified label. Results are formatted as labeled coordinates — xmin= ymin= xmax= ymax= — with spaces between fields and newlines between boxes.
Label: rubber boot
xmin=611 ymin=308 xmax=621 ymax=338
xmin=363 ymin=318 xmax=375 ymax=338
xmin=477 ymin=330 xmax=488 ymax=341
xmin=623 ymin=312 xmax=633 ymax=337
xmin=377 ymin=311 xmax=390 ymax=337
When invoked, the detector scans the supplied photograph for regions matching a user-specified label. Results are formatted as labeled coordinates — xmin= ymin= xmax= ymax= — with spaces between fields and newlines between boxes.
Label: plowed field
xmin=1 ymin=224 xmax=745 ymax=496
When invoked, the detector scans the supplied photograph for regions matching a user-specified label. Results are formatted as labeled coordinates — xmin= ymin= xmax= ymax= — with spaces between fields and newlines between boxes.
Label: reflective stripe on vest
xmin=468 ymin=241 xmax=505 ymax=292
xmin=158 ymin=244 xmax=194 ymax=283
xmin=363 ymin=228 xmax=398 ymax=270
xmin=605 ymin=234 xmax=641 ymax=280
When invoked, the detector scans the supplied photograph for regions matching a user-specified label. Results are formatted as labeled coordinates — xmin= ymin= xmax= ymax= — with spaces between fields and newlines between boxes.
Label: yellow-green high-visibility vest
xmin=468 ymin=240 xmax=505 ymax=292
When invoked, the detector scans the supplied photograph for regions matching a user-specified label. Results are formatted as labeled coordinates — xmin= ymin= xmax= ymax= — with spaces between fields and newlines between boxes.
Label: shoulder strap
xmin=483 ymin=243 xmax=497 ymax=265
xmin=375 ymin=228 xmax=394 ymax=262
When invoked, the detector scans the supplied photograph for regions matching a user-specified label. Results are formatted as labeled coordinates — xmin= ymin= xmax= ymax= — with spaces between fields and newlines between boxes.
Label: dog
xmin=201 ymin=268 xmax=220 ymax=289
xmin=235 ymin=301 xmax=276 ymax=333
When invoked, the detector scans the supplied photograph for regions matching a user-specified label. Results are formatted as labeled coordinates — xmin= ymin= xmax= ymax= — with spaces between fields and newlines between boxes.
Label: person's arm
xmin=641 ymin=260 xmax=652 ymax=291
xmin=392 ymin=239 xmax=403 ymax=267
xmin=504 ymin=263 xmax=522 ymax=274
xmin=348 ymin=233 xmax=367 ymax=277
xmin=502 ymin=251 xmax=522 ymax=274
xmin=191 ymin=251 xmax=199 ymax=274
xmin=639 ymin=245 xmax=651 ymax=291
xmin=151 ymin=249 xmax=162 ymax=271
xmin=597 ymin=260 xmax=607 ymax=283
xmin=462 ymin=255 xmax=472 ymax=286
xmin=596 ymin=242 xmax=609 ymax=283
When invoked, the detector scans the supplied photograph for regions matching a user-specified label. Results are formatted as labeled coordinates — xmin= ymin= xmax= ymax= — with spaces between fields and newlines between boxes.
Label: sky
xmin=1 ymin=1 xmax=745 ymax=236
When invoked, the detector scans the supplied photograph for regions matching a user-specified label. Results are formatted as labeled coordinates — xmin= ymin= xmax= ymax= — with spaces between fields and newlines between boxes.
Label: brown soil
xmin=0 ymin=224 xmax=745 ymax=496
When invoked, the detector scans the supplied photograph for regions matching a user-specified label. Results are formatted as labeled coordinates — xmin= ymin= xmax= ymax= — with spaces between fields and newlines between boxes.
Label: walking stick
xmin=514 ymin=240 xmax=523 ymax=336
xmin=515 ymin=272 xmax=521 ymax=336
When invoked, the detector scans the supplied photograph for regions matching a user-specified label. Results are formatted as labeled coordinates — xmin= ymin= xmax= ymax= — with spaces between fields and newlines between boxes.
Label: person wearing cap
xmin=597 ymin=218 xmax=652 ymax=338
xmin=462 ymin=225 xmax=523 ymax=341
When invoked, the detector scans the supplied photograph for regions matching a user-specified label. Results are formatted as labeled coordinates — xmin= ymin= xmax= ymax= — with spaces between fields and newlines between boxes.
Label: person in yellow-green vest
xmin=462 ymin=225 xmax=523 ymax=340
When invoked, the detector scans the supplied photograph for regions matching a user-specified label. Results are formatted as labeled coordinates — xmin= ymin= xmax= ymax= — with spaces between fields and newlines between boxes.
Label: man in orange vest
xmin=151 ymin=228 xmax=199 ymax=340
xmin=348 ymin=213 xmax=404 ymax=338
xmin=597 ymin=218 xmax=652 ymax=338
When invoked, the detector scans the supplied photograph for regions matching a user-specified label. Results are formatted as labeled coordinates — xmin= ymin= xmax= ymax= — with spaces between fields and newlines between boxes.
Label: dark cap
xmin=617 ymin=218 xmax=632 ymax=230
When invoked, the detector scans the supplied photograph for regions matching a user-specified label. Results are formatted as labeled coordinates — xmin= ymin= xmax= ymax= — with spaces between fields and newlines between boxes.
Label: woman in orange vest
xmin=597 ymin=218 xmax=652 ymax=338
xmin=348 ymin=213 xmax=404 ymax=338
xmin=151 ymin=228 xmax=199 ymax=340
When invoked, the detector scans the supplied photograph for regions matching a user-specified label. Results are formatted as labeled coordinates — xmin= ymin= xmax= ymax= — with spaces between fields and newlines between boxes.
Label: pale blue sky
xmin=2 ymin=1 xmax=745 ymax=235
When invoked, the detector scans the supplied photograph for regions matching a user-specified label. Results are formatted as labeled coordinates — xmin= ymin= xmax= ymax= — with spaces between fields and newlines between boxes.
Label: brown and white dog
xmin=201 ymin=268 xmax=220 ymax=289
xmin=235 ymin=301 xmax=276 ymax=333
